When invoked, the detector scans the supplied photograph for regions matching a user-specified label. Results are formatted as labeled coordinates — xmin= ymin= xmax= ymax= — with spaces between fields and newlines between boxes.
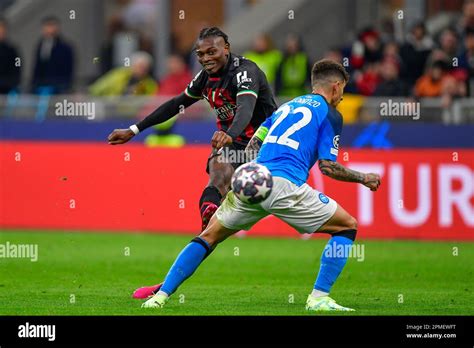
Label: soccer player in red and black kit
xmin=108 ymin=27 xmax=278 ymax=231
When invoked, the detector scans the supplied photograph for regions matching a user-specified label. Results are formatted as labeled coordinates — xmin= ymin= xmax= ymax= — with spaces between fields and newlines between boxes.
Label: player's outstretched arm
xmin=107 ymin=93 xmax=198 ymax=145
xmin=318 ymin=159 xmax=381 ymax=191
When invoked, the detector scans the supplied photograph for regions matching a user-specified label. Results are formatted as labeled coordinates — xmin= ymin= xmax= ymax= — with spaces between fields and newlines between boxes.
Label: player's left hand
xmin=211 ymin=131 xmax=233 ymax=149
xmin=363 ymin=173 xmax=381 ymax=191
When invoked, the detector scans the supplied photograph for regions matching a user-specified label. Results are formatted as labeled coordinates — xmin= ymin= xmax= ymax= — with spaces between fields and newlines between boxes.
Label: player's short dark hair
xmin=197 ymin=27 xmax=229 ymax=45
xmin=311 ymin=59 xmax=349 ymax=89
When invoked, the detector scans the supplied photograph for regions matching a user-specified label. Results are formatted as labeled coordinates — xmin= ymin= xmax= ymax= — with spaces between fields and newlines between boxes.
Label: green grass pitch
xmin=0 ymin=230 xmax=472 ymax=315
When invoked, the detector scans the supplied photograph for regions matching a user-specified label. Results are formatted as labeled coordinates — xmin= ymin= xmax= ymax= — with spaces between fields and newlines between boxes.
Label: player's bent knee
xmin=325 ymin=215 xmax=357 ymax=234
xmin=347 ymin=215 xmax=358 ymax=230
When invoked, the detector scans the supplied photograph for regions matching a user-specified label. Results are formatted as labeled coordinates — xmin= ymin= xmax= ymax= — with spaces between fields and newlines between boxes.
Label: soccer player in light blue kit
xmin=140 ymin=59 xmax=381 ymax=311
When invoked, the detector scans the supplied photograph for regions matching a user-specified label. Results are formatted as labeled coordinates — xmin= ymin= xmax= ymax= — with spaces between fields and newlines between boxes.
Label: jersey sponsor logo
xmin=206 ymin=87 xmax=237 ymax=120
xmin=215 ymin=103 xmax=237 ymax=120
xmin=236 ymin=71 xmax=252 ymax=87
xmin=319 ymin=193 xmax=330 ymax=204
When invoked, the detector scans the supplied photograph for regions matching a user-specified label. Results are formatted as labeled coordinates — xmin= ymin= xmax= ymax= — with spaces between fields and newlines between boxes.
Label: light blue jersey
xmin=256 ymin=94 xmax=343 ymax=186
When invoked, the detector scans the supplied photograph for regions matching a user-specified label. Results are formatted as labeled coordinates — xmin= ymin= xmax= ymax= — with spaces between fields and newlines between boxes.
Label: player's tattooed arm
xmin=244 ymin=135 xmax=263 ymax=161
xmin=244 ymin=124 xmax=268 ymax=161
xmin=318 ymin=159 xmax=365 ymax=182
xmin=318 ymin=159 xmax=381 ymax=191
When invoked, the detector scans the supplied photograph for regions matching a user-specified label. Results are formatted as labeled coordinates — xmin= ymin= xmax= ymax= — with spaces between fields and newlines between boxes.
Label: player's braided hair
xmin=197 ymin=27 xmax=230 ymax=45
xmin=311 ymin=59 xmax=349 ymax=88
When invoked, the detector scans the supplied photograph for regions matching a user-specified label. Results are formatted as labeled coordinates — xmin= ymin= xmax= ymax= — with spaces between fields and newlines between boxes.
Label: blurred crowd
xmin=332 ymin=22 xmax=471 ymax=107
xmin=2 ymin=0 xmax=474 ymax=107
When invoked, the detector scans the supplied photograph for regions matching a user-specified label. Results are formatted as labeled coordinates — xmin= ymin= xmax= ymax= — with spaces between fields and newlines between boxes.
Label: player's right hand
xmin=211 ymin=131 xmax=233 ymax=149
xmin=363 ymin=173 xmax=381 ymax=191
xmin=108 ymin=129 xmax=135 ymax=145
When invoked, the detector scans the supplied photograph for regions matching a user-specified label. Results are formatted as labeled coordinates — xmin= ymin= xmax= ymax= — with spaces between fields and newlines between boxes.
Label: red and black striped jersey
xmin=184 ymin=53 xmax=278 ymax=145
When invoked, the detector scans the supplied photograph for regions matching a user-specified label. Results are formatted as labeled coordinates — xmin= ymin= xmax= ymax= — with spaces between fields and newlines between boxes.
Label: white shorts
xmin=215 ymin=176 xmax=338 ymax=234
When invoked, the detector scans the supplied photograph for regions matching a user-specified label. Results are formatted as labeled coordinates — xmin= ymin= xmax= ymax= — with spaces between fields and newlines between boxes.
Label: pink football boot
xmin=132 ymin=283 xmax=162 ymax=299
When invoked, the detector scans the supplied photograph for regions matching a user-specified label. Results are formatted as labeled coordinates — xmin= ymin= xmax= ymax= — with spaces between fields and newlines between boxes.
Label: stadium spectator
xmin=89 ymin=51 xmax=157 ymax=96
xmin=458 ymin=28 xmax=474 ymax=95
xmin=383 ymin=41 xmax=403 ymax=68
xmin=275 ymin=34 xmax=311 ymax=98
xmin=99 ymin=15 xmax=127 ymax=75
xmin=373 ymin=58 xmax=407 ymax=96
xmin=414 ymin=60 xmax=448 ymax=97
xmin=442 ymin=28 xmax=460 ymax=60
xmin=121 ymin=0 xmax=157 ymax=35
xmin=141 ymin=54 xmax=190 ymax=148
xmin=431 ymin=28 xmax=460 ymax=64
xmin=323 ymin=47 xmax=343 ymax=63
xmin=361 ymin=28 xmax=384 ymax=64
xmin=120 ymin=0 xmax=156 ymax=70
xmin=157 ymin=54 xmax=192 ymax=95
xmin=399 ymin=21 xmax=434 ymax=88
xmin=98 ymin=15 xmax=146 ymax=76
xmin=457 ymin=0 xmax=474 ymax=36
xmin=244 ymin=33 xmax=282 ymax=87
xmin=379 ymin=17 xmax=396 ymax=44
xmin=355 ymin=63 xmax=381 ymax=96
xmin=31 ymin=16 xmax=74 ymax=94
xmin=440 ymin=73 xmax=466 ymax=108
xmin=350 ymin=27 xmax=383 ymax=70
xmin=0 ymin=18 xmax=20 ymax=94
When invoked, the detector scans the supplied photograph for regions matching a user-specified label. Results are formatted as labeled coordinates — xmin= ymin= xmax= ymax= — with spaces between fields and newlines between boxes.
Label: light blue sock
xmin=314 ymin=236 xmax=354 ymax=293
xmin=161 ymin=237 xmax=210 ymax=295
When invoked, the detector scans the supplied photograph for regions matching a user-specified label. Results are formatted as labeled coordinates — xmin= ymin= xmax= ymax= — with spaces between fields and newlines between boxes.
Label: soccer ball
xmin=231 ymin=162 xmax=273 ymax=204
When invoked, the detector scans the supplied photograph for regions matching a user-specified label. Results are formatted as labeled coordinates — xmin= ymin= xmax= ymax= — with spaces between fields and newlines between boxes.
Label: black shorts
xmin=206 ymin=142 xmax=248 ymax=174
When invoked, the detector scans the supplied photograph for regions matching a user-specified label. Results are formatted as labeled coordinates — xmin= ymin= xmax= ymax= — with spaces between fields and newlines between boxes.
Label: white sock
xmin=311 ymin=289 xmax=329 ymax=298
xmin=156 ymin=290 xmax=169 ymax=298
